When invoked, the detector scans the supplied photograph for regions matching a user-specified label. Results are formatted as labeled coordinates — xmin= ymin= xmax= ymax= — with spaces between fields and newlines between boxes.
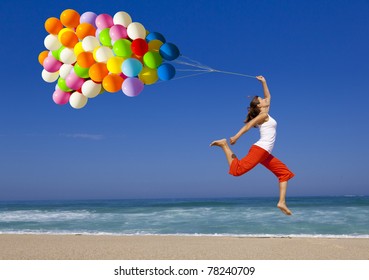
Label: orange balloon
xmin=89 ymin=63 xmax=109 ymax=83
xmin=44 ymin=17 xmax=63 ymax=35
xmin=131 ymin=53 xmax=144 ymax=63
xmin=76 ymin=23 xmax=96 ymax=40
xmin=77 ymin=52 xmax=95 ymax=68
xmin=60 ymin=9 xmax=80 ymax=28
xmin=102 ymin=74 xmax=124 ymax=93
xmin=38 ymin=50 xmax=49 ymax=65
xmin=60 ymin=31 xmax=79 ymax=48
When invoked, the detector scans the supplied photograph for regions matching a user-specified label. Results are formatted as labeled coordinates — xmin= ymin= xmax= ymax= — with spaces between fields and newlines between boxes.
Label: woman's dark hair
xmin=244 ymin=96 xmax=260 ymax=124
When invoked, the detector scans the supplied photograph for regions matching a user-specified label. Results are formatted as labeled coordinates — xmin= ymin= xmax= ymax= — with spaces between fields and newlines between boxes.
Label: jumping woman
xmin=210 ymin=76 xmax=295 ymax=215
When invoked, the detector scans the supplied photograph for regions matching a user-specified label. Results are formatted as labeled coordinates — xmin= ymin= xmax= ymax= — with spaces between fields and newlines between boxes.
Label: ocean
xmin=0 ymin=196 xmax=368 ymax=238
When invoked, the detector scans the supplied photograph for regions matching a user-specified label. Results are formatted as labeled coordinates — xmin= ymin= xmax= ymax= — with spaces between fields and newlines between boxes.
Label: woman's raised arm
xmin=256 ymin=76 xmax=271 ymax=103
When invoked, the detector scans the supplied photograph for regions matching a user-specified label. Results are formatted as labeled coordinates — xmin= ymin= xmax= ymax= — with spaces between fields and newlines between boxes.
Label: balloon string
xmin=154 ymin=71 xmax=213 ymax=85
xmin=176 ymin=69 xmax=213 ymax=72
xmin=156 ymin=55 xmax=257 ymax=84
xmin=209 ymin=69 xmax=256 ymax=79
xmin=173 ymin=60 xmax=213 ymax=71
xmin=177 ymin=55 xmax=214 ymax=70
xmin=174 ymin=55 xmax=256 ymax=79
xmin=169 ymin=71 xmax=213 ymax=81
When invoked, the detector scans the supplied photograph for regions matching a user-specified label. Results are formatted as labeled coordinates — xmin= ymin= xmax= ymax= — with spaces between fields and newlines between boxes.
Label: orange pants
xmin=229 ymin=145 xmax=294 ymax=182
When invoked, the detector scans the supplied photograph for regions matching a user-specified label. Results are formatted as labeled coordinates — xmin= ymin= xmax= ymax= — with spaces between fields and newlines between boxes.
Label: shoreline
xmin=1 ymin=234 xmax=369 ymax=260
xmin=1 ymin=232 xmax=369 ymax=239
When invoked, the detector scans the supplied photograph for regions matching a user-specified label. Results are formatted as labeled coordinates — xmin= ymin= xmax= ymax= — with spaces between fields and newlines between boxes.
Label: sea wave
xmin=1 ymin=197 xmax=368 ymax=237
xmin=0 ymin=210 xmax=97 ymax=222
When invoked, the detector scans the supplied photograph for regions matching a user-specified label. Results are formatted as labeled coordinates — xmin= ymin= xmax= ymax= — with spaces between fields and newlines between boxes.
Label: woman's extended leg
xmin=277 ymin=181 xmax=292 ymax=215
xmin=260 ymin=154 xmax=294 ymax=215
xmin=209 ymin=139 xmax=234 ymax=166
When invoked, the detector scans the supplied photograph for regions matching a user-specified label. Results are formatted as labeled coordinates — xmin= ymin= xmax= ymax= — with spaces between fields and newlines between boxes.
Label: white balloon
xmin=41 ymin=69 xmax=59 ymax=83
xmin=69 ymin=92 xmax=88 ymax=109
xmin=95 ymin=46 xmax=114 ymax=63
xmin=82 ymin=36 xmax=100 ymax=52
xmin=113 ymin=11 xmax=132 ymax=27
xmin=59 ymin=48 xmax=76 ymax=64
xmin=127 ymin=22 xmax=146 ymax=40
xmin=59 ymin=64 xmax=74 ymax=79
xmin=82 ymin=80 xmax=102 ymax=98
xmin=44 ymin=34 xmax=62 ymax=51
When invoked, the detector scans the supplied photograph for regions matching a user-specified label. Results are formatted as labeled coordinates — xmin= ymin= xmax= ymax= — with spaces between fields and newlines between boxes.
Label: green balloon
xmin=113 ymin=39 xmax=132 ymax=58
xmin=57 ymin=77 xmax=72 ymax=92
xmin=99 ymin=28 xmax=112 ymax=47
xmin=143 ymin=51 xmax=163 ymax=69
xmin=51 ymin=46 xmax=65 ymax=61
xmin=74 ymin=64 xmax=90 ymax=79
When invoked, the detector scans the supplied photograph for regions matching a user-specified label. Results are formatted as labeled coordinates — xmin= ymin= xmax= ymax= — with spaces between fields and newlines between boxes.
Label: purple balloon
xmin=95 ymin=28 xmax=102 ymax=39
xmin=66 ymin=71 xmax=85 ymax=91
xmin=43 ymin=56 xmax=62 ymax=72
xmin=95 ymin=14 xmax=114 ymax=29
xmin=52 ymin=89 xmax=70 ymax=105
xmin=110 ymin=24 xmax=128 ymax=41
xmin=80 ymin=11 xmax=98 ymax=28
xmin=122 ymin=78 xmax=144 ymax=97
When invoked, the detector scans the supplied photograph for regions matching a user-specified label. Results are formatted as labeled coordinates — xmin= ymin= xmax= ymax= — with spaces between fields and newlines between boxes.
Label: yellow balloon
xmin=74 ymin=42 xmax=84 ymax=56
xmin=107 ymin=57 xmax=124 ymax=74
xmin=92 ymin=46 xmax=99 ymax=62
xmin=58 ymin=28 xmax=74 ymax=42
xmin=139 ymin=67 xmax=158 ymax=85
xmin=148 ymin=40 xmax=163 ymax=52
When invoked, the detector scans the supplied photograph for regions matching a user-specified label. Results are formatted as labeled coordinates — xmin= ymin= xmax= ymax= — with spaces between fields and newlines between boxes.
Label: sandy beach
xmin=0 ymin=234 xmax=368 ymax=260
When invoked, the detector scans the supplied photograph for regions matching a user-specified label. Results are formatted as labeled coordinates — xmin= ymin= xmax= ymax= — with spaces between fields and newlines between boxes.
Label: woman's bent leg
xmin=228 ymin=145 xmax=269 ymax=176
xmin=210 ymin=139 xmax=235 ymax=166
xmin=210 ymin=143 xmax=269 ymax=177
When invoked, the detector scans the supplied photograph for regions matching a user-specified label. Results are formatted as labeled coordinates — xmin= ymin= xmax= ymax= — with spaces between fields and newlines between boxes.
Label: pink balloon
xmin=122 ymin=78 xmax=144 ymax=97
xmin=95 ymin=14 xmax=114 ymax=29
xmin=43 ymin=56 xmax=62 ymax=72
xmin=52 ymin=89 xmax=70 ymax=105
xmin=66 ymin=72 xmax=85 ymax=91
xmin=119 ymin=72 xmax=128 ymax=79
xmin=109 ymin=24 xmax=128 ymax=41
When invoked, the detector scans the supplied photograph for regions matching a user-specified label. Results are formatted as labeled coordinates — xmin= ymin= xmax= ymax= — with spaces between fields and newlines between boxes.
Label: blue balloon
xmin=159 ymin=43 xmax=180 ymax=61
xmin=146 ymin=32 xmax=166 ymax=43
xmin=121 ymin=58 xmax=143 ymax=77
xmin=157 ymin=63 xmax=176 ymax=81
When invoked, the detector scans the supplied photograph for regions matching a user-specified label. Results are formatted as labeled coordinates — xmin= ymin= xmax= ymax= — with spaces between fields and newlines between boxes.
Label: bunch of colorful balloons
xmin=38 ymin=9 xmax=180 ymax=109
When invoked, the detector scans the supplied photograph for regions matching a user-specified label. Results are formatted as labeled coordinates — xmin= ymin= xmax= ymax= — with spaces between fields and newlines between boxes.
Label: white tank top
xmin=254 ymin=115 xmax=277 ymax=153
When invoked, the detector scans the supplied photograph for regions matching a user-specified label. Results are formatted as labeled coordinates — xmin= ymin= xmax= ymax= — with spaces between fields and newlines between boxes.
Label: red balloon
xmin=131 ymin=39 xmax=148 ymax=56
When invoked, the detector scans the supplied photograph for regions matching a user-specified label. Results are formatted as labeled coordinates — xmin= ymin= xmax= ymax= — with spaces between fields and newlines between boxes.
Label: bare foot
xmin=210 ymin=139 xmax=227 ymax=147
xmin=277 ymin=202 xmax=292 ymax=215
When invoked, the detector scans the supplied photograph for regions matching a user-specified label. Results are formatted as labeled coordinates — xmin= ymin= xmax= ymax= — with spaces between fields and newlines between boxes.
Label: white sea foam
xmin=0 ymin=210 xmax=97 ymax=222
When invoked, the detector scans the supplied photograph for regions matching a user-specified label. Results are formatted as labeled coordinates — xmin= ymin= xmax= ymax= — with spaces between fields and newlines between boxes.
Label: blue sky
xmin=0 ymin=0 xmax=368 ymax=200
